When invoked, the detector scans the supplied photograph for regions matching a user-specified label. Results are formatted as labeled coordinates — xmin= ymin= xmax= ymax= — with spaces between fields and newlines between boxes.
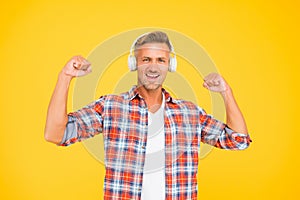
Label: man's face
xmin=135 ymin=43 xmax=170 ymax=90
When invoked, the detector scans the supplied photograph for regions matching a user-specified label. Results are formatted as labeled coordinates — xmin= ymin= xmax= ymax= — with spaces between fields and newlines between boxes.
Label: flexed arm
xmin=203 ymin=73 xmax=248 ymax=134
xmin=44 ymin=56 xmax=92 ymax=144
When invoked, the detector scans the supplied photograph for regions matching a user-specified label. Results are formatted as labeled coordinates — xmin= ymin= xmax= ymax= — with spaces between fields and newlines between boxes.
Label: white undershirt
xmin=141 ymin=94 xmax=165 ymax=200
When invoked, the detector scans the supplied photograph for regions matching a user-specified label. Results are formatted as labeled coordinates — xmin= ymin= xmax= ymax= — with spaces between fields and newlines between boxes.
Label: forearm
xmin=44 ymin=72 xmax=73 ymax=144
xmin=221 ymin=87 xmax=248 ymax=134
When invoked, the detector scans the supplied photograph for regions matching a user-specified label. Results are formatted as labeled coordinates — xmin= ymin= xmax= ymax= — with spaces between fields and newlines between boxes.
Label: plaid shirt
xmin=59 ymin=86 xmax=251 ymax=200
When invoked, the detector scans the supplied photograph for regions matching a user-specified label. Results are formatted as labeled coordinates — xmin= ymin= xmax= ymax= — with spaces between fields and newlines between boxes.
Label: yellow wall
xmin=0 ymin=0 xmax=299 ymax=199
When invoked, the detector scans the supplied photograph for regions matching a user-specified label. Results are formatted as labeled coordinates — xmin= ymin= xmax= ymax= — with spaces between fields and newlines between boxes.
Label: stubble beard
xmin=138 ymin=76 xmax=162 ymax=91
xmin=144 ymin=82 xmax=161 ymax=91
xmin=138 ymin=68 xmax=167 ymax=91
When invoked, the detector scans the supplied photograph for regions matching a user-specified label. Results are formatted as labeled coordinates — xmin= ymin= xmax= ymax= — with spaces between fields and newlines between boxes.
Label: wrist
xmin=221 ymin=86 xmax=233 ymax=99
xmin=58 ymin=71 xmax=73 ymax=83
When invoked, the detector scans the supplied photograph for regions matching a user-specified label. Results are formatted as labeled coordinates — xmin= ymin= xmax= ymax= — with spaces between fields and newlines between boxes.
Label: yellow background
xmin=1 ymin=0 xmax=299 ymax=199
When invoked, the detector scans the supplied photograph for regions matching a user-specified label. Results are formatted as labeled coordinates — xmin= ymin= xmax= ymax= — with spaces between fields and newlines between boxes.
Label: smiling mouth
xmin=146 ymin=74 xmax=160 ymax=79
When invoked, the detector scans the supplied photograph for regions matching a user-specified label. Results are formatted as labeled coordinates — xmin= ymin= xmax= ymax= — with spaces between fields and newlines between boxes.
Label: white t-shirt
xmin=141 ymin=94 xmax=165 ymax=200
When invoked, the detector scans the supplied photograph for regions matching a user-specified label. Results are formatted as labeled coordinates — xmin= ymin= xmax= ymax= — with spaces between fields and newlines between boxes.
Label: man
xmin=44 ymin=31 xmax=251 ymax=200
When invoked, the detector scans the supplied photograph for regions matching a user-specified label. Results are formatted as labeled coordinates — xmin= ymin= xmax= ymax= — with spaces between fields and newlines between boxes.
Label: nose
xmin=147 ymin=64 xmax=159 ymax=73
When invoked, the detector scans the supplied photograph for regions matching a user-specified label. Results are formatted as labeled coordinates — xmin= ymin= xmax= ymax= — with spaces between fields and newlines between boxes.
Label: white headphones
xmin=127 ymin=32 xmax=177 ymax=72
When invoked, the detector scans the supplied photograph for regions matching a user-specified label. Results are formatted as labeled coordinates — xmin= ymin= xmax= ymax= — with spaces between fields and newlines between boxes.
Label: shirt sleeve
xmin=57 ymin=96 xmax=106 ymax=146
xmin=199 ymin=107 xmax=252 ymax=150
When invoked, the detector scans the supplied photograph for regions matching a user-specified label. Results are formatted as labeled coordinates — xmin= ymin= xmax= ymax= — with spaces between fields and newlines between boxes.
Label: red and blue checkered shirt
xmin=59 ymin=86 xmax=251 ymax=200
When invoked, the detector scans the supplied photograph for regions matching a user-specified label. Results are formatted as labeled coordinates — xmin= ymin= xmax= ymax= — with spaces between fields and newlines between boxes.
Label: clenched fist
xmin=62 ymin=55 xmax=92 ymax=77
xmin=203 ymin=73 xmax=230 ymax=93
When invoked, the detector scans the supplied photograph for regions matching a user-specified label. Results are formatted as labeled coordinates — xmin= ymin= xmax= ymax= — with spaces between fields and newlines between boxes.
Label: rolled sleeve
xmin=214 ymin=126 xmax=252 ymax=150
xmin=199 ymin=108 xmax=252 ymax=150
xmin=57 ymin=116 xmax=78 ymax=146
xmin=57 ymin=96 xmax=106 ymax=147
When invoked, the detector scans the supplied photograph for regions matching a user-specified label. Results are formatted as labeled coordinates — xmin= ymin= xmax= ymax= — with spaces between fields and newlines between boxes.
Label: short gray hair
xmin=134 ymin=31 xmax=173 ymax=51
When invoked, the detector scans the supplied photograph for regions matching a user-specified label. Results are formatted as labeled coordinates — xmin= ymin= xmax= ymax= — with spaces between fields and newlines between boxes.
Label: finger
xmin=76 ymin=65 xmax=92 ymax=77
xmin=81 ymin=62 xmax=91 ymax=71
xmin=204 ymin=73 xmax=220 ymax=82
xmin=213 ymin=80 xmax=220 ymax=85
xmin=82 ymin=58 xmax=91 ymax=65
xmin=76 ymin=70 xmax=85 ymax=77
xmin=86 ymin=65 xmax=92 ymax=73
xmin=203 ymin=82 xmax=209 ymax=89
xmin=72 ymin=56 xmax=91 ymax=70
xmin=72 ymin=56 xmax=81 ymax=69
xmin=76 ymin=68 xmax=89 ymax=77
xmin=72 ymin=61 xmax=79 ymax=69
xmin=204 ymin=80 xmax=215 ymax=87
xmin=77 ymin=57 xmax=91 ymax=70
xmin=204 ymin=75 xmax=220 ymax=86
xmin=203 ymin=76 xmax=214 ymax=84
xmin=75 ymin=55 xmax=84 ymax=61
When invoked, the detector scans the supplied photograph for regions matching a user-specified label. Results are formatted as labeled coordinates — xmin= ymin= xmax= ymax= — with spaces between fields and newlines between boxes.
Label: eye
xmin=142 ymin=57 xmax=150 ymax=62
xmin=158 ymin=58 xmax=166 ymax=63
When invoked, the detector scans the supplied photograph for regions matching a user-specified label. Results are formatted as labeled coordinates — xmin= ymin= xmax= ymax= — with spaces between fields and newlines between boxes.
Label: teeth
xmin=146 ymin=74 xmax=159 ymax=78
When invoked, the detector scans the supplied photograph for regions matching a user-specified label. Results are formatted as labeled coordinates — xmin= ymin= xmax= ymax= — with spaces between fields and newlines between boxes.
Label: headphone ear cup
xmin=169 ymin=56 xmax=177 ymax=72
xmin=128 ymin=55 xmax=137 ymax=71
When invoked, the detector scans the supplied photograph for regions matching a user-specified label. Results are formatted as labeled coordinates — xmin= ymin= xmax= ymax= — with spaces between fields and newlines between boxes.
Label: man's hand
xmin=203 ymin=73 xmax=230 ymax=93
xmin=61 ymin=55 xmax=92 ymax=77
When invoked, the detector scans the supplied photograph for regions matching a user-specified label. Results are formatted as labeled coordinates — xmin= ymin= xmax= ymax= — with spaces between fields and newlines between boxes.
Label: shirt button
xmin=142 ymin=145 xmax=146 ymax=149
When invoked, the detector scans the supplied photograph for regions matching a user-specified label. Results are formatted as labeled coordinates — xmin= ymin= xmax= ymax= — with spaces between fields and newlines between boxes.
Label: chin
xmin=144 ymin=83 xmax=161 ymax=91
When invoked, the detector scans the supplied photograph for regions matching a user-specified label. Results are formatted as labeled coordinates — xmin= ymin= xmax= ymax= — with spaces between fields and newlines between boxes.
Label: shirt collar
xmin=127 ymin=85 xmax=174 ymax=103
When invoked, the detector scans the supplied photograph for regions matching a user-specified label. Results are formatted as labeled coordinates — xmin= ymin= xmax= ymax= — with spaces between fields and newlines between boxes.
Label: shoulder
xmin=94 ymin=90 xmax=131 ymax=104
xmin=168 ymin=97 xmax=203 ymax=112
xmin=163 ymin=88 xmax=204 ymax=112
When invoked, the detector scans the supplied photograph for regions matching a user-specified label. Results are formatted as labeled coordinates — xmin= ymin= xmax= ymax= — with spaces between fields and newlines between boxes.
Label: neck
xmin=137 ymin=85 xmax=163 ymax=112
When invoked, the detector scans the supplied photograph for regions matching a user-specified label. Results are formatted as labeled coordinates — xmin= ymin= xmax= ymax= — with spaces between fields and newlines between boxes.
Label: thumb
xmin=76 ymin=66 xmax=92 ymax=77
xmin=202 ymin=81 xmax=209 ymax=89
